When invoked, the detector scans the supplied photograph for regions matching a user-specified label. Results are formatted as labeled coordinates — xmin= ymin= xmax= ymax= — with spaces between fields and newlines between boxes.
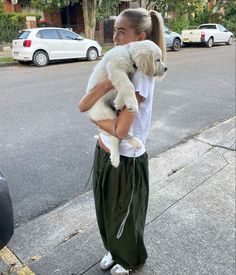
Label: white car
xmin=181 ymin=24 xmax=234 ymax=48
xmin=164 ymin=26 xmax=183 ymax=51
xmin=12 ymin=27 xmax=102 ymax=66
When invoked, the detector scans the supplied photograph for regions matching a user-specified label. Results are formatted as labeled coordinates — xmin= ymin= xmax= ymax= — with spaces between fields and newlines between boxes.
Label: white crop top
xmin=100 ymin=69 xmax=156 ymax=157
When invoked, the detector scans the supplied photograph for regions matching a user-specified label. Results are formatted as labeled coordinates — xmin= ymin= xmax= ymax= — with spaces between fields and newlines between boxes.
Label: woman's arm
xmin=79 ymin=78 xmax=113 ymax=112
xmin=95 ymin=93 xmax=144 ymax=139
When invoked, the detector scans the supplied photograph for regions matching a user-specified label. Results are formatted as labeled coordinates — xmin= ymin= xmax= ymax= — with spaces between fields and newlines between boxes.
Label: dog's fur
xmin=86 ymin=40 xmax=167 ymax=167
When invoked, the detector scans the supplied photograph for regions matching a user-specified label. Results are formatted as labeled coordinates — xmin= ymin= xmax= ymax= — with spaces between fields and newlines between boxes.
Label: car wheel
xmin=206 ymin=37 xmax=213 ymax=48
xmin=171 ymin=38 xmax=181 ymax=51
xmin=86 ymin=47 xmax=98 ymax=61
xmin=33 ymin=50 xmax=49 ymax=67
xmin=226 ymin=36 xmax=233 ymax=45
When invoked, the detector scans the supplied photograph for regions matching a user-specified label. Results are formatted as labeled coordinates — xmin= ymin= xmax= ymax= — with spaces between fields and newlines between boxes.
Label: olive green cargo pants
xmin=93 ymin=143 xmax=149 ymax=269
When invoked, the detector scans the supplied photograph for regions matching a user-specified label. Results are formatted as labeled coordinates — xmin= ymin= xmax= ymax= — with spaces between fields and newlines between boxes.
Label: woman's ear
xmin=138 ymin=32 xmax=146 ymax=41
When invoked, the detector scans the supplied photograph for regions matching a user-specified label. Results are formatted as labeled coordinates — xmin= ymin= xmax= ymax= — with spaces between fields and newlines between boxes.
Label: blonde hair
xmin=119 ymin=8 xmax=167 ymax=62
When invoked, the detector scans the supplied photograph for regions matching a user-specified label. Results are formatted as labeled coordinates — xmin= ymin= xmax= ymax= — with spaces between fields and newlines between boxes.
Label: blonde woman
xmin=79 ymin=8 xmax=166 ymax=275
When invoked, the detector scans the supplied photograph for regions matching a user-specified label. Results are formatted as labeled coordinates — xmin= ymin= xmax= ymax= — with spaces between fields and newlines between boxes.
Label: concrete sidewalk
xmin=0 ymin=117 xmax=235 ymax=275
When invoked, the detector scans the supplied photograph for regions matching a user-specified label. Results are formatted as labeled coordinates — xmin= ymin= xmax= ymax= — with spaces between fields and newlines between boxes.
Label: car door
xmin=58 ymin=29 xmax=87 ymax=58
xmin=38 ymin=29 xmax=64 ymax=59
xmin=164 ymin=27 xmax=173 ymax=47
xmin=217 ymin=24 xmax=229 ymax=42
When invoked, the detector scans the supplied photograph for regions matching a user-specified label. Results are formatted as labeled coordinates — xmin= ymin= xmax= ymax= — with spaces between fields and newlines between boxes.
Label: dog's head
xmin=128 ymin=40 xmax=167 ymax=80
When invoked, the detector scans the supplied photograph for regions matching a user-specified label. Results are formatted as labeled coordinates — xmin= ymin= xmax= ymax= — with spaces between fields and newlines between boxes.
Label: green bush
xmin=0 ymin=13 xmax=41 ymax=43
xmin=223 ymin=19 xmax=236 ymax=35
xmin=168 ymin=16 xmax=189 ymax=33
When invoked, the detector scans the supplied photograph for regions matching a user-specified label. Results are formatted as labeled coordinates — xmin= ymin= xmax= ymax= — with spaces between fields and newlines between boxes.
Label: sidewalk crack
xmin=194 ymin=138 xmax=236 ymax=151
xmin=146 ymin=161 xmax=229 ymax=227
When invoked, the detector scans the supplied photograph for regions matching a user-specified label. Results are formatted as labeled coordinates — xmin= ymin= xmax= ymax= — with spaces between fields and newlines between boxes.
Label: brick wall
xmin=2 ymin=0 xmax=21 ymax=12
xmin=43 ymin=12 xmax=62 ymax=27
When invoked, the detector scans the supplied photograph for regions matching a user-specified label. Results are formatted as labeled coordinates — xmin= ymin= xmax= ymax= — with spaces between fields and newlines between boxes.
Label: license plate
xmin=13 ymin=52 xmax=19 ymax=56
xmin=183 ymin=38 xmax=189 ymax=42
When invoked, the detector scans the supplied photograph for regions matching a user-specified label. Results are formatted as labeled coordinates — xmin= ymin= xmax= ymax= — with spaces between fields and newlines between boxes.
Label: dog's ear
xmin=135 ymin=52 xmax=155 ymax=76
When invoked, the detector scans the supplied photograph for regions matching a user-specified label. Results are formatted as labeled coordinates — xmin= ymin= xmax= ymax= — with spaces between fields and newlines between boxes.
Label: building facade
xmin=1 ymin=0 xmax=133 ymax=43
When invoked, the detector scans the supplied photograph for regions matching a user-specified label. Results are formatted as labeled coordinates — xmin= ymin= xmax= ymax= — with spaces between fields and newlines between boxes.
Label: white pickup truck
xmin=181 ymin=23 xmax=234 ymax=48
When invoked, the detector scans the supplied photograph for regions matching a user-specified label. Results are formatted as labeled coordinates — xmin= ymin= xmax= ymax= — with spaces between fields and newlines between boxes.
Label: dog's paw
xmin=114 ymin=96 xmax=124 ymax=111
xmin=128 ymin=137 xmax=143 ymax=149
xmin=110 ymin=153 xmax=120 ymax=168
xmin=126 ymin=100 xmax=139 ymax=113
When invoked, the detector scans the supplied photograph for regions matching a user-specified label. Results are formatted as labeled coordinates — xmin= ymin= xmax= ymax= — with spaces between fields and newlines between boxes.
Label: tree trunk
xmin=82 ymin=0 xmax=97 ymax=39
xmin=208 ymin=0 xmax=216 ymax=10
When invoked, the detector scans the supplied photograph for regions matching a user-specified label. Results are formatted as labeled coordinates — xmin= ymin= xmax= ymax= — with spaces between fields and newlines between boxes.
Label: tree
xmin=82 ymin=0 xmax=96 ymax=39
xmin=147 ymin=0 xmax=206 ymax=17
xmin=31 ymin=0 xmax=80 ymax=12
xmin=31 ymin=0 xmax=119 ymax=39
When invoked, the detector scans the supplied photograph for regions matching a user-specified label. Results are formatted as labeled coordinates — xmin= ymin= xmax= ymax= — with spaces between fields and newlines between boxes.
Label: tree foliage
xmin=146 ymin=0 xmax=206 ymax=16
xmin=31 ymin=0 xmax=80 ymax=12
xmin=97 ymin=0 xmax=119 ymax=21
xmin=31 ymin=0 xmax=119 ymax=19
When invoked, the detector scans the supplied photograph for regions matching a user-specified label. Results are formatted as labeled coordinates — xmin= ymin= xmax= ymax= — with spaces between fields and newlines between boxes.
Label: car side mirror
xmin=76 ymin=36 xmax=83 ymax=40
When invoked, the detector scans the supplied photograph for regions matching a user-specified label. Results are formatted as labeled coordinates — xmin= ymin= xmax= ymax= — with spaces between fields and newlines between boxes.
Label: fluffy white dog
xmin=86 ymin=40 xmax=167 ymax=167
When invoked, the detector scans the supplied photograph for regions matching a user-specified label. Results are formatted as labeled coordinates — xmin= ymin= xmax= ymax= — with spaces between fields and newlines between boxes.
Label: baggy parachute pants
xmin=93 ymin=143 xmax=149 ymax=269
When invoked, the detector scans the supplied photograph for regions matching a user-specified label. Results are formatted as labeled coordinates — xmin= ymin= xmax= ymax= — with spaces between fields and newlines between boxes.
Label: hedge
xmin=0 ymin=13 xmax=41 ymax=43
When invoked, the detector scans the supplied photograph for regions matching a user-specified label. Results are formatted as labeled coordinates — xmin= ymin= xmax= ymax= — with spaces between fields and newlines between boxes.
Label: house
xmin=1 ymin=0 xmax=133 ymax=44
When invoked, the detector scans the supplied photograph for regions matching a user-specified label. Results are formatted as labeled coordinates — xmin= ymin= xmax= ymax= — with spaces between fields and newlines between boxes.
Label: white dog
xmin=86 ymin=40 xmax=167 ymax=167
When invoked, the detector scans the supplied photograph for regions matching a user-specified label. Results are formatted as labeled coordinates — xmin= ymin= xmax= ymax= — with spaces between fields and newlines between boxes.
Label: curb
xmin=0 ymin=61 xmax=18 ymax=67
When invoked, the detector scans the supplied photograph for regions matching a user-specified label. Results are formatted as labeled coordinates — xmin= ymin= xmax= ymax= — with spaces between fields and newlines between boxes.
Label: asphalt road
xmin=0 ymin=44 xmax=235 ymax=227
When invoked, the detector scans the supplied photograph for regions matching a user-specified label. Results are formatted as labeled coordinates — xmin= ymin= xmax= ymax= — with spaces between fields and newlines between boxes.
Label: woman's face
xmin=113 ymin=15 xmax=144 ymax=46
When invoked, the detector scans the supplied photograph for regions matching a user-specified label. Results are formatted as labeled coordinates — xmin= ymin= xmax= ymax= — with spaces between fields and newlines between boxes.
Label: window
xmin=16 ymin=31 xmax=30 ymax=39
xmin=199 ymin=25 xmax=216 ymax=30
xmin=59 ymin=29 xmax=80 ymax=40
xmin=218 ymin=24 xmax=226 ymax=32
xmin=38 ymin=29 xmax=61 ymax=39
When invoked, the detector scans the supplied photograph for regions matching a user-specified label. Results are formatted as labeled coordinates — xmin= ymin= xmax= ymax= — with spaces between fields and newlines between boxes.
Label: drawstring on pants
xmin=116 ymin=155 xmax=136 ymax=239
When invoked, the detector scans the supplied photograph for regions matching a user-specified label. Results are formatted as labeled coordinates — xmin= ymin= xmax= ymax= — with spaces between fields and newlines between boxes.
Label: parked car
xmin=164 ymin=26 xmax=183 ymax=51
xmin=12 ymin=27 xmax=102 ymax=66
xmin=181 ymin=24 xmax=234 ymax=48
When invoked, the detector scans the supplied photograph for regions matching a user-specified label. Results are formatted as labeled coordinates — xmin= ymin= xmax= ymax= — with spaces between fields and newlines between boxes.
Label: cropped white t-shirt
xmin=100 ymin=69 xmax=156 ymax=157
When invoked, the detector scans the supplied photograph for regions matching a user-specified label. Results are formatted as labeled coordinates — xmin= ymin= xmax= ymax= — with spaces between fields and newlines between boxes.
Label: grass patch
xmin=0 ymin=56 xmax=14 ymax=62
xmin=102 ymin=45 xmax=114 ymax=54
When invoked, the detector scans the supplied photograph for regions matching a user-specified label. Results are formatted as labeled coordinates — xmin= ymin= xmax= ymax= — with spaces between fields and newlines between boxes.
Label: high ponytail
xmin=149 ymin=10 xmax=167 ymax=63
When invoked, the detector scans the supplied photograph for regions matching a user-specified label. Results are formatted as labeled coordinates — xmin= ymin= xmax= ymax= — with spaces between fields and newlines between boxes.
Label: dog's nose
xmin=164 ymin=66 xmax=168 ymax=72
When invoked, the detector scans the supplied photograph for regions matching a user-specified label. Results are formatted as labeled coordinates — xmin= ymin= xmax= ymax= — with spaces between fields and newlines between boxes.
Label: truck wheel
xmin=171 ymin=38 xmax=181 ymax=51
xmin=33 ymin=50 xmax=49 ymax=67
xmin=206 ymin=37 xmax=213 ymax=48
xmin=226 ymin=36 xmax=233 ymax=45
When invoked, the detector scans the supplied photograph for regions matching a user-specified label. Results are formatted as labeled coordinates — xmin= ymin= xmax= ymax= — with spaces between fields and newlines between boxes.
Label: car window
xmin=38 ymin=29 xmax=61 ymax=39
xmin=15 ymin=31 xmax=30 ymax=39
xmin=199 ymin=25 xmax=216 ymax=30
xmin=218 ymin=24 xmax=226 ymax=32
xmin=164 ymin=26 xmax=169 ymax=33
xmin=59 ymin=29 xmax=79 ymax=40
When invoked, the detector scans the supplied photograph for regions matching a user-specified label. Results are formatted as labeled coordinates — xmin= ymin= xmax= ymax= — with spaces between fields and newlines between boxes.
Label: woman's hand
xmin=95 ymin=93 xmax=144 ymax=139
xmin=79 ymin=78 xmax=113 ymax=112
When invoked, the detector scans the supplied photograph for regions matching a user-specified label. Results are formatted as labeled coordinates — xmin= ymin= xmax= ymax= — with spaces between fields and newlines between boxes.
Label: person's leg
xmin=107 ymin=153 xmax=149 ymax=269
xmin=93 ymin=146 xmax=149 ymax=270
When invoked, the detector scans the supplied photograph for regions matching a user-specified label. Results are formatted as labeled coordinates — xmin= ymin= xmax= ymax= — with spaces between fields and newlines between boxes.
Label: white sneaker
xmin=100 ymin=252 xmax=115 ymax=270
xmin=110 ymin=264 xmax=130 ymax=275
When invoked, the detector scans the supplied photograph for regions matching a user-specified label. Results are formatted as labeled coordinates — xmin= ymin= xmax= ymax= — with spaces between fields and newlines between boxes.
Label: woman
xmin=79 ymin=8 xmax=166 ymax=275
